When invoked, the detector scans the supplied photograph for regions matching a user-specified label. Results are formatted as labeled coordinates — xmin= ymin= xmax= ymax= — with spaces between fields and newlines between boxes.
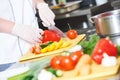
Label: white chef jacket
xmin=0 ymin=0 xmax=39 ymax=64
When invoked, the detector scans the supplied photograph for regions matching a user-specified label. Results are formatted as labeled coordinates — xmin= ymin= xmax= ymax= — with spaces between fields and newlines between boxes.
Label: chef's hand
xmin=12 ymin=24 xmax=44 ymax=44
xmin=34 ymin=0 xmax=55 ymax=27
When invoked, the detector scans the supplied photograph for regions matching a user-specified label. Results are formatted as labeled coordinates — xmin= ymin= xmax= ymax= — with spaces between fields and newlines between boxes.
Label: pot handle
xmin=89 ymin=17 xmax=94 ymax=23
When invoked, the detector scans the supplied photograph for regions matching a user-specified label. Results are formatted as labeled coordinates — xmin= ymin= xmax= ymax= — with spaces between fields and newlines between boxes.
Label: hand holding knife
xmin=47 ymin=25 xmax=66 ymax=38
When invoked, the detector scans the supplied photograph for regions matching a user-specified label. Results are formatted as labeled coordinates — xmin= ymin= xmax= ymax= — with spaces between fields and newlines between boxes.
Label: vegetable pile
xmin=9 ymin=34 xmax=120 ymax=80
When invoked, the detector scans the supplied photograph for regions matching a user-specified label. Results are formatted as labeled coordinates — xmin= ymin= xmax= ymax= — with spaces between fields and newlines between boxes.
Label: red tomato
xmin=66 ymin=29 xmax=78 ymax=39
xmin=60 ymin=56 xmax=75 ymax=71
xmin=70 ymin=50 xmax=83 ymax=65
xmin=92 ymin=38 xmax=118 ymax=64
xmin=50 ymin=56 xmax=62 ymax=69
xmin=42 ymin=30 xmax=61 ymax=43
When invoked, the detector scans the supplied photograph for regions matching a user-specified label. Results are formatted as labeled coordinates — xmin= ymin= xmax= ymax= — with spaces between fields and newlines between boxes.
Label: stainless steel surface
xmin=51 ymin=1 xmax=82 ymax=14
xmin=48 ymin=25 xmax=66 ymax=37
xmin=90 ymin=9 xmax=120 ymax=45
xmin=90 ymin=9 xmax=120 ymax=35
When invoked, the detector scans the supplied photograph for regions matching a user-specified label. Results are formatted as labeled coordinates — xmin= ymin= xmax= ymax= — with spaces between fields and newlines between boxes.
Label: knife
xmin=48 ymin=25 xmax=66 ymax=38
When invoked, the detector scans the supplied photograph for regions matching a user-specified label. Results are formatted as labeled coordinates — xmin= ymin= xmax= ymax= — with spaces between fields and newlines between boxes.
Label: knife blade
xmin=48 ymin=25 xmax=66 ymax=38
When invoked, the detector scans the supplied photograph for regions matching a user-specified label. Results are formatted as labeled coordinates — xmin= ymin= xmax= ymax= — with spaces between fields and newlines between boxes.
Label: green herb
xmin=79 ymin=34 xmax=100 ymax=55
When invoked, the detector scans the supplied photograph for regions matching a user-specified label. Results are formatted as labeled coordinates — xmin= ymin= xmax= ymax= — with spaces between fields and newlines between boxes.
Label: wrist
xmin=37 ymin=3 xmax=48 ymax=10
xmin=34 ymin=0 xmax=46 ymax=9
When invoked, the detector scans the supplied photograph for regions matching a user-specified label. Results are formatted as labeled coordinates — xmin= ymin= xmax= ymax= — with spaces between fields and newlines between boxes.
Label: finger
xmin=39 ymin=29 xmax=44 ymax=35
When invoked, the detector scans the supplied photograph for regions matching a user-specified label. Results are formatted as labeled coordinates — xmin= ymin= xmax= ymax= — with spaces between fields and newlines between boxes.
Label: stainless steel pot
xmin=89 ymin=9 xmax=120 ymax=45
xmin=90 ymin=9 xmax=120 ymax=36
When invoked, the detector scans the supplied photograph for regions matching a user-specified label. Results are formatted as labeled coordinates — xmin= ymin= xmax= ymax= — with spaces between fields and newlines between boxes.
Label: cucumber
xmin=56 ymin=70 xmax=63 ymax=77
xmin=47 ymin=68 xmax=63 ymax=77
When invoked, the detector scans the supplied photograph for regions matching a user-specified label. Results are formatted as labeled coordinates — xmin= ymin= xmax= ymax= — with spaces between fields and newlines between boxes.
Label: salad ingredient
xmin=92 ymin=54 xmax=103 ymax=64
xmin=68 ymin=45 xmax=82 ymax=53
xmin=92 ymin=38 xmax=118 ymax=64
xmin=8 ymin=56 xmax=52 ymax=80
xmin=70 ymin=50 xmax=83 ymax=65
xmin=78 ymin=64 xmax=91 ymax=76
xmin=60 ymin=40 xmax=71 ymax=48
xmin=66 ymin=29 xmax=78 ymax=39
xmin=47 ymin=68 xmax=63 ymax=77
xmin=47 ymin=42 xmax=56 ymax=52
xmin=60 ymin=56 xmax=75 ymax=71
xmin=54 ymin=39 xmax=63 ymax=50
xmin=50 ymin=50 xmax=83 ymax=71
xmin=42 ymin=30 xmax=60 ymax=43
xmin=40 ymin=42 xmax=53 ymax=49
xmin=50 ymin=56 xmax=62 ymax=70
xmin=101 ymin=53 xmax=117 ymax=67
xmin=30 ymin=44 xmax=41 ymax=54
xmin=75 ymin=54 xmax=92 ymax=69
xmin=79 ymin=34 xmax=100 ymax=55
xmin=34 ymin=47 xmax=41 ymax=54
xmin=38 ymin=69 xmax=55 ymax=80
xmin=59 ymin=54 xmax=92 ymax=77
xmin=55 ymin=70 xmax=63 ymax=77
xmin=40 ymin=46 xmax=49 ymax=53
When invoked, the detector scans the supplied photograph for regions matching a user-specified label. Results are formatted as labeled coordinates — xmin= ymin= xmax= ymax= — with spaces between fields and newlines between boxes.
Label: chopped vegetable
xmin=40 ymin=42 xmax=53 ymax=49
xmin=60 ymin=40 xmax=71 ymax=48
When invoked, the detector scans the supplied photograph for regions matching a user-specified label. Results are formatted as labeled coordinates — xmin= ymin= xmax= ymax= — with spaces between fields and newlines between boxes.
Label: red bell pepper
xmin=42 ymin=30 xmax=61 ymax=43
xmin=92 ymin=38 xmax=118 ymax=64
